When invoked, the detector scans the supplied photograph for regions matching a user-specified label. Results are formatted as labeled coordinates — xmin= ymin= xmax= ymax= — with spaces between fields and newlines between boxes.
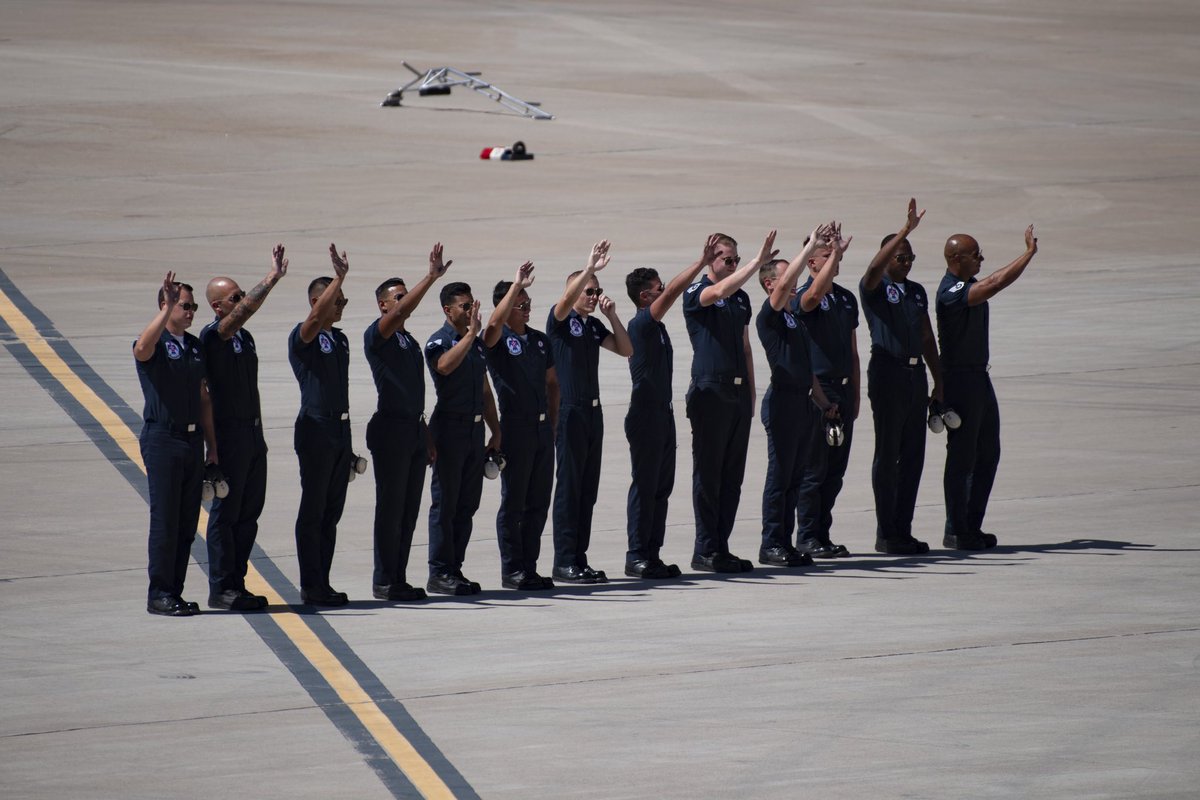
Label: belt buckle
xmin=474 ymin=414 xmax=482 ymax=423
xmin=253 ymin=418 xmax=261 ymax=426
xmin=733 ymin=377 xmax=743 ymax=385
xmin=592 ymin=399 xmax=599 ymax=407
xmin=668 ymin=401 xmax=673 ymax=411
xmin=907 ymin=358 xmax=918 ymax=366
xmin=538 ymin=413 xmax=546 ymax=422
xmin=840 ymin=377 xmax=849 ymax=385
xmin=339 ymin=412 xmax=349 ymax=421
xmin=186 ymin=423 xmax=196 ymax=432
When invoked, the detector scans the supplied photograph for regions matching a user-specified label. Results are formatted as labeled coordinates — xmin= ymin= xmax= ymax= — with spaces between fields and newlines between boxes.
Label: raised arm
xmin=484 ymin=261 xmax=534 ymax=348
xmin=597 ymin=295 xmax=633 ymax=357
xmin=134 ymin=272 xmax=178 ymax=362
xmin=772 ymin=225 xmax=831 ymax=312
xmin=650 ymin=234 xmax=720 ymax=321
xmin=966 ymin=226 xmax=1038 ymax=306
xmin=862 ymin=198 xmax=925 ymax=292
xmin=554 ymin=240 xmax=609 ymax=322
xmin=299 ymin=243 xmax=349 ymax=343
xmin=699 ymin=230 xmax=779 ymax=306
xmin=216 ymin=243 xmax=288 ymax=340
xmin=380 ymin=242 xmax=452 ymax=339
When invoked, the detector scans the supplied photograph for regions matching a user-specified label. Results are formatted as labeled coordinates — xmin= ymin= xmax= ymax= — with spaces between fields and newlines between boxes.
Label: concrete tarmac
xmin=2 ymin=1 xmax=1198 ymax=798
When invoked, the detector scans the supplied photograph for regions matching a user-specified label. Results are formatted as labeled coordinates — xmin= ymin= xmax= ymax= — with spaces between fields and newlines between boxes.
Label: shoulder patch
xmin=318 ymin=332 xmax=333 ymax=354
xmin=885 ymin=285 xmax=901 ymax=305
xmin=427 ymin=338 xmax=442 ymax=349
xmin=949 ymin=281 xmax=965 ymax=293
xmin=569 ymin=317 xmax=584 ymax=337
xmin=164 ymin=340 xmax=181 ymax=360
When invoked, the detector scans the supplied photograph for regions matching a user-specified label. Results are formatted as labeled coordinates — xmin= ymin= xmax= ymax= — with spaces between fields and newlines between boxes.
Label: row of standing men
xmin=133 ymin=199 xmax=1039 ymax=615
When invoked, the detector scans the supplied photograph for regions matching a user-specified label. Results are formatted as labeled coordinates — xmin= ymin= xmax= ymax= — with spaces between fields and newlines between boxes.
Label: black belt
xmin=819 ymin=375 xmax=852 ymax=386
xmin=694 ymin=375 xmax=747 ymax=386
xmin=436 ymin=411 xmax=483 ymax=423
xmin=502 ymin=411 xmax=549 ymax=424
xmin=377 ymin=410 xmax=426 ymax=422
xmin=301 ymin=410 xmax=350 ymax=421
xmin=872 ymin=350 xmax=923 ymax=368
xmin=216 ymin=417 xmax=261 ymax=427
xmin=145 ymin=421 xmax=202 ymax=436
xmin=562 ymin=398 xmax=602 ymax=408
xmin=944 ymin=364 xmax=989 ymax=373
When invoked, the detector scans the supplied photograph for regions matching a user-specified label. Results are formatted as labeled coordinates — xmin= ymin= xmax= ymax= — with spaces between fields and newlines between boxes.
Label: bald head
xmin=206 ymin=276 xmax=236 ymax=305
xmin=944 ymin=233 xmax=984 ymax=278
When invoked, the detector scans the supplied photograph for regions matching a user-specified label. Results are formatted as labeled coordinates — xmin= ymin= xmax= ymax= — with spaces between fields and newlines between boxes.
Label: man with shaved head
xmin=199 ymin=244 xmax=287 ymax=610
xmin=935 ymin=226 xmax=1038 ymax=550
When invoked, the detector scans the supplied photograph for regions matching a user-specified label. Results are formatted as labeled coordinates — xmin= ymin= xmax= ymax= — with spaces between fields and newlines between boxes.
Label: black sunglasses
xmin=583 ymin=288 xmax=604 ymax=297
xmin=178 ymin=302 xmax=199 ymax=312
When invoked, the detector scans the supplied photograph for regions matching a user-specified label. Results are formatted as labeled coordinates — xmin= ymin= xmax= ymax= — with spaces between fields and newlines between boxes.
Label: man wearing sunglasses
xmin=682 ymin=231 xmax=776 ymax=573
xmin=483 ymin=262 xmax=560 ymax=590
xmin=134 ymin=273 xmax=219 ymax=616
xmin=547 ymin=241 xmax=633 ymax=584
xmin=936 ymin=226 xmax=1038 ymax=550
xmin=288 ymin=244 xmax=354 ymax=606
xmin=198 ymin=244 xmax=288 ymax=611
xmin=425 ymin=282 xmax=502 ymax=595
xmin=859 ymin=199 xmax=943 ymax=555
xmin=364 ymin=243 xmax=452 ymax=602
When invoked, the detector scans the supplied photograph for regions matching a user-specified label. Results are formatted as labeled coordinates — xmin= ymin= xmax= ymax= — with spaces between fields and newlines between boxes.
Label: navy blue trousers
xmin=205 ymin=420 xmax=267 ymax=595
xmin=943 ymin=370 xmax=1001 ymax=537
xmin=427 ymin=416 xmax=484 ymax=577
xmin=760 ymin=386 xmax=817 ymax=550
xmin=686 ymin=382 xmax=752 ymax=557
xmin=368 ymin=414 xmax=428 ymax=588
xmin=867 ymin=356 xmax=928 ymax=541
xmin=624 ymin=406 xmax=676 ymax=563
xmin=796 ymin=381 xmax=855 ymax=547
xmin=141 ymin=424 xmax=204 ymax=602
xmin=497 ymin=417 xmax=554 ymax=575
xmin=294 ymin=415 xmax=351 ymax=592
xmin=553 ymin=403 xmax=604 ymax=569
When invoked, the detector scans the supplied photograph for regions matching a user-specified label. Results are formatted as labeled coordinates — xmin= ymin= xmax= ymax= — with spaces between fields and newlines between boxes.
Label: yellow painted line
xmin=0 ymin=285 xmax=457 ymax=800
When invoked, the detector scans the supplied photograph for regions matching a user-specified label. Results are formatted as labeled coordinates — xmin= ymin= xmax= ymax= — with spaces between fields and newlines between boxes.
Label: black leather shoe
xmin=147 ymin=596 xmax=194 ymax=616
xmin=182 ymin=599 xmax=201 ymax=613
xmin=759 ymin=546 xmax=814 ymax=567
xmin=943 ymin=532 xmax=998 ymax=550
xmin=829 ymin=542 xmax=851 ymax=558
xmin=501 ymin=571 xmax=528 ymax=590
xmin=426 ymin=574 xmax=474 ymax=596
xmin=532 ymin=573 xmax=556 ymax=589
xmin=301 ymin=587 xmax=349 ymax=606
xmin=581 ymin=566 xmax=608 ymax=583
xmin=373 ymin=583 xmax=427 ymax=601
xmin=553 ymin=565 xmax=600 ymax=584
xmin=874 ymin=537 xmax=930 ymax=555
xmin=691 ymin=552 xmax=754 ymax=573
xmin=454 ymin=571 xmax=482 ymax=594
xmin=208 ymin=589 xmax=265 ymax=611
xmin=625 ymin=559 xmax=683 ymax=579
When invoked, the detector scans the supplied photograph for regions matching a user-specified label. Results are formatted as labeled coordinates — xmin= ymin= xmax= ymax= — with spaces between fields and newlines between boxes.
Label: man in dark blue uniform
xmin=682 ymin=230 xmax=777 ymax=573
xmin=755 ymin=228 xmax=839 ymax=568
xmin=200 ymin=244 xmax=287 ymax=611
xmin=859 ymin=199 xmax=943 ymax=555
xmin=483 ymin=262 xmax=560 ymax=590
xmin=289 ymin=244 xmax=354 ymax=606
xmin=795 ymin=227 xmax=861 ymax=559
xmin=364 ymin=243 xmax=452 ymax=602
xmin=936 ymin=226 xmax=1039 ymax=550
xmin=135 ymin=273 xmax=219 ymax=616
xmin=425 ymin=282 xmax=501 ymax=595
xmin=548 ymin=240 xmax=633 ymax=584
xmin=621 ymin=236 xmax=721 ymax=579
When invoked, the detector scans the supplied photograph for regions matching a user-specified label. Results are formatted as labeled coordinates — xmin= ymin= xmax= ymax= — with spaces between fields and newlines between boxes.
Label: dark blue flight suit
xmin=200 ymin=320 xmax=267 ymax=599
xmin=364 ymin=320 xmax=428 ymax=590
xmin=288 ymin=324 xmax=352 ymax=595
xmin=424 ymin=322 xmax=488 ymax=579
xmin=859 ymin=275 xmax=932 ymax=545
xmin=484 ymin=326 xmax=555 ymax=578
xmin=624 ymin=306 xmax=676 ymax=566
xmin=935 ymin=273 xmax=1000 ymax=539
xmin=794 ymin=278 xmax=859 ymax=550
xmin=682 ymin=276 xmax=754 ymax=558
xmin=755 ymin=299 xmax=819 ymax=552
xmin=546 ymin=309 xmax=611 ymax=571
xmin=136 ymin=331 xmax=206 ymax=604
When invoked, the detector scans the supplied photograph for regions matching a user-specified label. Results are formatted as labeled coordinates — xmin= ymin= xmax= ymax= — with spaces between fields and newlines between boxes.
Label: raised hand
xmin=468 ymin=300 xmax=482 ymax=336
xmin=756 ymin=229 xmax=780 ymax=265
xmin=270 ymin=244 xmax=288 ymax=282
xmin=429 ymin=242 xmax=452 ymax=278
xmin=701 ymin=232 xmax=724 ymax=266
xmin=1025 ymin=225 xmax=1038 ymax=255
xmin=904 ymin=197 xmax=926 ymax=234
xmin=598 ymin=294 xmax=617 ymax=318
xmin=328 ymin=243 xmax=349 ymax=278
xmin=587 ymin=240 xmax=611 ymax=272
xmin=162 ymin=271 xmax=180 ymax=307
xmin=515 ymin=260 xmax=535 ymax=289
